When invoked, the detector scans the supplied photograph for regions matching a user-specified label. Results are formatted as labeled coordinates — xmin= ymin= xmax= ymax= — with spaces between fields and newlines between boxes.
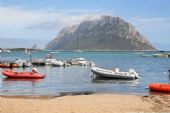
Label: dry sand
xmin=1 ymin=94 xmax=170 ymax=113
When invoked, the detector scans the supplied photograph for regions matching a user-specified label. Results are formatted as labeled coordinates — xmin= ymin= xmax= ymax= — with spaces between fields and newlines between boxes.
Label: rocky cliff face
xmin=45 ymin=15 xmax=156 ymax=51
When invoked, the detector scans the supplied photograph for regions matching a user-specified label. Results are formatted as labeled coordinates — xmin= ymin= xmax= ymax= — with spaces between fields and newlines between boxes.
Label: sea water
xmin=0 ymin=51 xmax=170 ymax=96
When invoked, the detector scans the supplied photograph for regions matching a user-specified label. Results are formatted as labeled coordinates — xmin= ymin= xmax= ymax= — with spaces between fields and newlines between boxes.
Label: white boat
xmin=50 ymin=51 xmax=60 ymax=54
xmin=15 ymin=59 xmax=31 ymax=67
xmin=3 ymin=49 xmax=11 ymax=53
xmin=15 ymin=59 xmax=26 ymax=66
xmin=45 ymin=58 xmax=56 ymax=65
xmin=51 ymin=59 xmax=65 ymax=66
xmin=74 ymin=50 xmax=83 ymax=53
xmin=153 ymin=54 xmax=168 ymax=58
xmin=76 ymin=58 xmax=88 ymax=66
xmin=31 ymin=59 xmax=46 ymax=66
xmin=67 ymin=57 xmax=88 ymax=66
xmin=140 ymin=54 xmax=151 ymax=57
xmin=91 ymin=67 xmax=140 ymax=79
xmin=44 ymin=54 xmax=54 ymax=65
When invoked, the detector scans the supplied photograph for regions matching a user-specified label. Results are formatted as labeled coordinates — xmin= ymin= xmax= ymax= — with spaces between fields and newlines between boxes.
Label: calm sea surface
xmin=0 ymin=51 xmax=170 ymax=96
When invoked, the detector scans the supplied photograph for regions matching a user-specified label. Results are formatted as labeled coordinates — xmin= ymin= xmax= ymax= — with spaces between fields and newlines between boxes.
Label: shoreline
xmin=1 ymin=93 xmax=170 ymax=113
xmin=0 ymin=92 xmax=147 ymax=99
xmin=0 ymin=91 xmax=151 ymax=99
xmin=2 ymin=48 xmax=160 ymax=52
xmin=1 ymin=90 xmax=170 ymax=99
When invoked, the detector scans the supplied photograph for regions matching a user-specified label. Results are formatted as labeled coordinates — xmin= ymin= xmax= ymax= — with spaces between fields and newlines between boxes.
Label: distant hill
xmin=45 ymin=15 xmax=156 ymax=51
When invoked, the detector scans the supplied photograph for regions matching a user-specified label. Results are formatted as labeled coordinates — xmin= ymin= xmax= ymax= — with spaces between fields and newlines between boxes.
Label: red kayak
xmin=2 ymin=69 xmax=46 ymax=79
xmin=149 ymin=83 xmax=170 ymax=93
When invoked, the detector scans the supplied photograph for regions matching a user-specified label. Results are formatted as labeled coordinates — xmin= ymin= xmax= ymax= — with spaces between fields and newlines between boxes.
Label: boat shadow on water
xmin=149 ymin=91 xmax=170 ymax=95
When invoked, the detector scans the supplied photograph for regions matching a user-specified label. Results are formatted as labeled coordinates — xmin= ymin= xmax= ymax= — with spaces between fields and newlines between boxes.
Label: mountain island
xmin=45 ymin=15 xmax=155 ymax=51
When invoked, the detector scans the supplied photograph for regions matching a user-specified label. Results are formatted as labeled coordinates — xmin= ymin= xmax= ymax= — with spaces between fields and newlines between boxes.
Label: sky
xmin=0 ymin=0 xmax=170 ymax=50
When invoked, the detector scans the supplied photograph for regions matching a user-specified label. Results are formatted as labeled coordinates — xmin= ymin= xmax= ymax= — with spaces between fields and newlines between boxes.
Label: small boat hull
xmin=2 ymin=70 xmax=46 ymax=79
xmin=153 ymin=54 xmax=168 ymax=58
xmin=31 ymin=60 xmax=46 ymax=66
xmin=0 ymin=63 xmax=18 ymax=68
xmin=51 ymin=60 xmax=64 ymax=67
xmin=91 ymin=67 xmax=140 ymax=79
xmin=149 ymin=83 xmax=170 ymax=93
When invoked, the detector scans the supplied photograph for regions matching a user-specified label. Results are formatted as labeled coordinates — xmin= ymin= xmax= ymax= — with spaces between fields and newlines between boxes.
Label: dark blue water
xmin=0 ymin=51 xmax=170 ymax=96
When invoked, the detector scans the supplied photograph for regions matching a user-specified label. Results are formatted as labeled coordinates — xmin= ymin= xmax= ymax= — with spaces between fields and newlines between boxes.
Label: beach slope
xmin=1 ymin=94 xmax=170 ymax=113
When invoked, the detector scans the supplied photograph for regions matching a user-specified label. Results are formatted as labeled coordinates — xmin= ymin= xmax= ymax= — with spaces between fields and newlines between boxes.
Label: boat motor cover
xmin=32 ymin=68 xmax=39 ymax=73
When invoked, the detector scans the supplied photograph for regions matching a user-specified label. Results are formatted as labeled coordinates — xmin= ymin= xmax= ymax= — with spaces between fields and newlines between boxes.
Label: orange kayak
xmin=2 ymin=70 xmax=46 ymax=79
xmin=149 ymin=83 xmax=170 ymax=93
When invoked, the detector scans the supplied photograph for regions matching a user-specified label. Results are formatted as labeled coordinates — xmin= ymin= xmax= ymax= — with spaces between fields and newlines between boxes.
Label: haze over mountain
xmin=0 ymin=38 xmax=47 ymax=49
xmin=45 ymin=15 xmax=155 ymax=51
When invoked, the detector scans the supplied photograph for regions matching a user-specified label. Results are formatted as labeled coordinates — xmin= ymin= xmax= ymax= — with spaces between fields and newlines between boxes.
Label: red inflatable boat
xmin=149 ymin=83 xmax=170 ymax=93
xmin=2 ymin=69 xmax=46 ymax=79
xmin=0 ymin=63 xmax=18 ymax=68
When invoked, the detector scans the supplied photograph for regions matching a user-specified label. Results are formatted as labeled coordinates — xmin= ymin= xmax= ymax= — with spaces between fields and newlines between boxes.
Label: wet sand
xmin=1 ymin=94 xmax=170 ymax=113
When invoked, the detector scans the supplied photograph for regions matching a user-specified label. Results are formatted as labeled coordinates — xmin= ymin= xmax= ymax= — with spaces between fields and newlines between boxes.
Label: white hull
xmin=153 ymin=54 xmax=168 ymax=58
xmin=91 ymin=67 xmax=140 ymax=79
xmin=51 ymin=60 xmax=65 ymax=66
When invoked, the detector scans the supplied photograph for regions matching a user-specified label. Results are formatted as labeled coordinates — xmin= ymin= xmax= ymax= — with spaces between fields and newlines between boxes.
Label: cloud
xmin=27 ymin=14 xmax=101 ymax=30
xmin=0 ymin=5 xmax=109 ymax=31
xmin=0 ymin=5 xmax=59 ymax=29
xmin=26 ymin=10 xmax=110 ymax=30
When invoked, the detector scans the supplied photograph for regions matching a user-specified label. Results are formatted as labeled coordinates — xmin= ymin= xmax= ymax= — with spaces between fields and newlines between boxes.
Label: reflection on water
xmin=92 ymin=77 xmax=139 ymax=86
xmin=2 ymin=78 xmax=44 ymax=83
xmin=149 ymin=91 xmax=170 ymax=95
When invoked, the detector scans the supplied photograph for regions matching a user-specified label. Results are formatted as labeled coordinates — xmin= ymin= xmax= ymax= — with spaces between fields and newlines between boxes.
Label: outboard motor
xmin=115 ymin=68 xmax=120 ymax=73
xmin=89 ymin=62 xmax=95 ymax=67
xmin=129 ymin=69 xmax=140 ymax=79
xmin=32 ymin=68 xmax=39 ymax=73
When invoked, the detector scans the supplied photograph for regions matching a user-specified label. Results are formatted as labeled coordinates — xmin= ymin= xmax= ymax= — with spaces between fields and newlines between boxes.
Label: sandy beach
xmin=1 ymin=94 xmax=170 ymax=113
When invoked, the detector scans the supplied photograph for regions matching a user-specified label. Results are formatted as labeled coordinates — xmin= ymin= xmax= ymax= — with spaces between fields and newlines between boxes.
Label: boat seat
xmin=115 ymin=68 xmax=120 ymax=73
xmin=112 ymin=68 xmax=116 ymax=72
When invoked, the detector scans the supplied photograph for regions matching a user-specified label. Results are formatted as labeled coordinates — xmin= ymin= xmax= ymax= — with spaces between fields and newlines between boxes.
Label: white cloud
xmin=0 ymin=5 xmax=112 ymax=42
xmin=0 ymin=6 xmax=58 ymax=29
xmin=0 ymin=5 xmax=107 ymax=30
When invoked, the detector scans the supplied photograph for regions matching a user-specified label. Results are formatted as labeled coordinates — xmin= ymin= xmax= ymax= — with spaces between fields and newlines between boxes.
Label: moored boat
xmin=149 ymin=83 xmax=170 ymax=93
xmin=31 ymin=59 xmax=46 ymax=66
xmin=67 ymin=58 xmax=88 ymax=66
xmin=2 ymin=68 xmax=46 ymax=78
xmin=91 ymin=67 xmax=140 ymax=79
xmin=51 ymin=59 xmax=65 ymax=66
xmin=0 ymin=63 xmax=19 ymax=68
xmin=140 ymin=54 xmax=151 ymax=57
xmin=152 ymin=54 xmax=168 ymax=58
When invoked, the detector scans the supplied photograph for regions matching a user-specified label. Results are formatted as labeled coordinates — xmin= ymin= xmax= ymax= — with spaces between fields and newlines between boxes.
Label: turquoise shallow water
xmin=0 ymin=51 xmax=170 ymax=96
